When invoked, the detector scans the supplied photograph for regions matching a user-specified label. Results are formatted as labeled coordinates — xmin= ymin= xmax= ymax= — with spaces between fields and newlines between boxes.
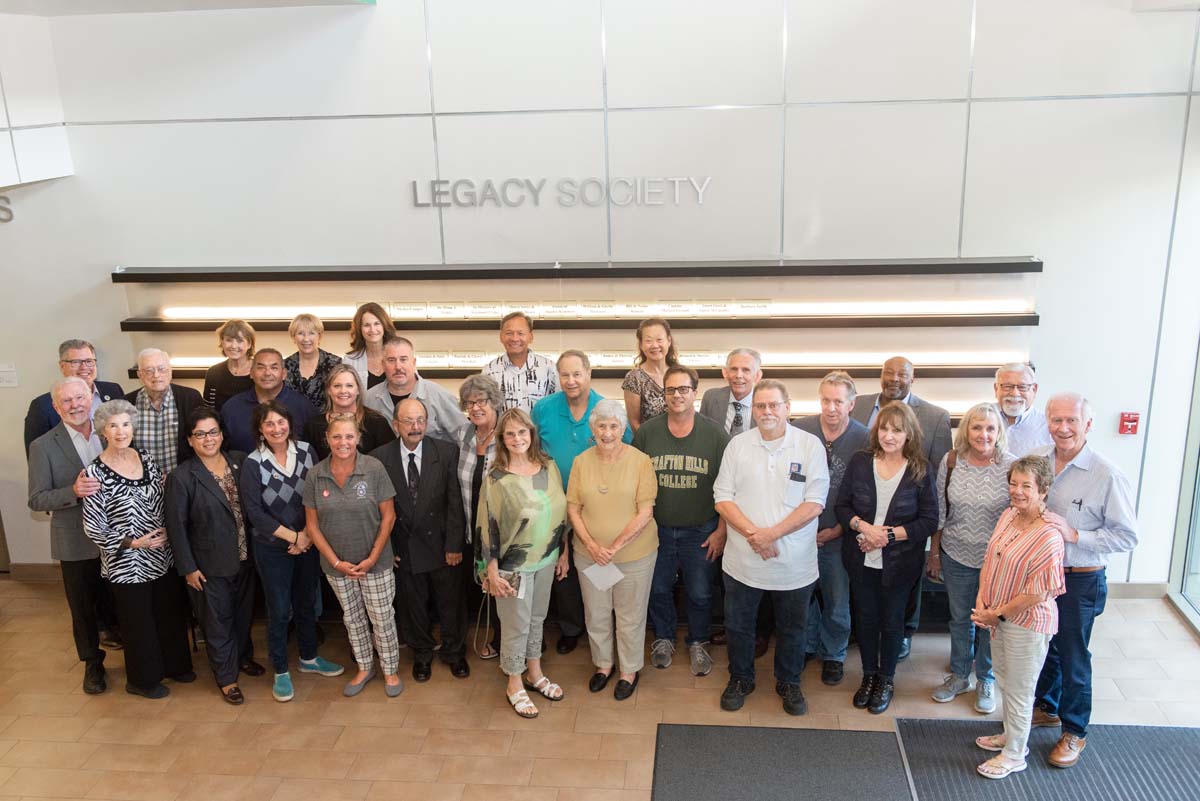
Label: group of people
xmin=24 ymin=304 xmax=1137 ymax=782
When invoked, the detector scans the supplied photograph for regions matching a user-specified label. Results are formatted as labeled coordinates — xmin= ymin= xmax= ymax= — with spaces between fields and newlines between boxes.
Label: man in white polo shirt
xmin=713 ymin=379 xmax=829 ymax=716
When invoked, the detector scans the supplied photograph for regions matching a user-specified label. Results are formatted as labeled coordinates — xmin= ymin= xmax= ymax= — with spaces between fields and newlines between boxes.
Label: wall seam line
xmin=421 ymin=0 xmax=446 ymax=265
xmin=955 ymin=0 xmax=977 ymax=259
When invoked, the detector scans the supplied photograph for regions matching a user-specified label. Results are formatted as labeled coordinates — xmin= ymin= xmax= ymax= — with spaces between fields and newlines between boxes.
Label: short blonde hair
xmin=953 ymin=402 xmax=1009 ymax=464
xmin=288 ymin=313 xmax=325 ymax=338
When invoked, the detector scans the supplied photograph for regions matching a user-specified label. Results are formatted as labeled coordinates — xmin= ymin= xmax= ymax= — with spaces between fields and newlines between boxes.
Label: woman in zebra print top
xmin=82 ymin=400 xmax=193 ymax=699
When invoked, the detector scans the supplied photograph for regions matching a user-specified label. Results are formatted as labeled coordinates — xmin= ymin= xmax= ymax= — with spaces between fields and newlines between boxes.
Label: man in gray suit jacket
xmin=699 ymin=348 xmax=763 ymax=435
xmin=850 ymin=355 xmax=953 ymax=659
xmin=27 ymin=377 xmax=121 ymax=695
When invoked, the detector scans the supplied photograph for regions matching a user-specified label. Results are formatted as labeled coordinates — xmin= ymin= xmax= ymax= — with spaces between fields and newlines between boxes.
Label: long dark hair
xmin=633 ymin=317 xmax=680 ymax=368
xmin=251 ymin=400 xmax=296 ymax=447
xmin=348 ymin=302 xmax=397 ymax=355
xmin=868 ymin=401 xmax=929 ymax=483
xmin=493 ymin=408 xmax=551 ymax=472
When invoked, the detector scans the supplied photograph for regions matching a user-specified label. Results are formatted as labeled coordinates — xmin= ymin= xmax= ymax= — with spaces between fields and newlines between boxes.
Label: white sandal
xmin=507 ymin=689 xmax=539 ymax=719
xmin=975 ymin=734 xmax=1030 ymax=757
xmin=977 ymin=755 xmax=1027 ymax=780
xmin=523 ymin=674 xmax=564 ymax=701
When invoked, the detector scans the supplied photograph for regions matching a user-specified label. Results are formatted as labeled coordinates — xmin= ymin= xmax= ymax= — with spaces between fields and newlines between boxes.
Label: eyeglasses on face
xmin=663 ymin=385 xmax=695 ymax=396
xmin=191 ymin=428 xmax=222 ymax=440
xmin=998 ymin=383 xmax=1034 ymax=392
xmin=61 ymin=358 xmax=97 ymax=368
xmin=139 ymin=365 xmax=170 ymax=376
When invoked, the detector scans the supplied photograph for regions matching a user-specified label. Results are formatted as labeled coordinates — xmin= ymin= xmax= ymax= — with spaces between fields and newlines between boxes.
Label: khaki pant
xmin=992 ymin=620 xmax=1052 ymax=761
xmin=576 ymin=549 xmax=657 ymax=673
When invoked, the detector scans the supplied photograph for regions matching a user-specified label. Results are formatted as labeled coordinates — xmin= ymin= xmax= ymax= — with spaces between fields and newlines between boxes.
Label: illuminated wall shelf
xmin=120 ymin=313 xmax=1039 ymax=332
xmin=111 ymin=256 xmax=1043 ymax=284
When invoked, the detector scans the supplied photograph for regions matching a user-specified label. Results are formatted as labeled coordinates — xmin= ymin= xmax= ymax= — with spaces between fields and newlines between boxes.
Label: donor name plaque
xmin=410 ymin=177 xmax=712 ymax=208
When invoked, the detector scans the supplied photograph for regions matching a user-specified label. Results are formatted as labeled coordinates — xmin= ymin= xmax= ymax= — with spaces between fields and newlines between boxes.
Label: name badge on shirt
xmin=789 ymin=462 xmax=806 ymax=482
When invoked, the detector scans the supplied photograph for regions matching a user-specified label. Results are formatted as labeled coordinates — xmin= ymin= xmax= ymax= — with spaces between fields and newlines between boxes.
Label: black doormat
xmin=652 ymin=723 xmax=913 ymax=801
xmin=897 ymin=717 xmax=1200 ymax=801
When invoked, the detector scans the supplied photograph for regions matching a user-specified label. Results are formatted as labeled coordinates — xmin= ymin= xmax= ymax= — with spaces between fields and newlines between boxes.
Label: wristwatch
xmin=998 ymin=613 xmax=1008 ymax=623
xmin=851 ymin=517 xmax=861 ymax=533
xmin=885 ymin=526 xmax=896 ymax=544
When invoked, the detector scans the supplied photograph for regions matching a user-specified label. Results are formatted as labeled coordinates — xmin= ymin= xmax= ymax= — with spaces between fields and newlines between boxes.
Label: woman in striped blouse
xmin=971 ymin=455 xmax=1065 ymax=780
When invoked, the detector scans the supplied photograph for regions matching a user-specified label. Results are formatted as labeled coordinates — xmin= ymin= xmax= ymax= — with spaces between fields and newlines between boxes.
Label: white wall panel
xmin=13 ymin=125 xmax=72 ymax=182
xmin=437 ymin=112 xmax=607 ymax=263
xmin=973 ymin=0 xmax=1196 ymax=98
xmin=0 ymin=133 xmax=17 ymax=185
xmin=608 ymin=107 xmax=780 ymax=260
xmin=605 ymin=0 xmax=784 ymax=108
xmin=50 ymin=2 xmax=429 ymax=121
xmin=0 ymin=13 xmax=65 ymax=126
xmin=783 ymin=102 xmax=966 ymax=259
xmin=428 ymin=0 xmax=602 ymax=113
xmin=962 ymin=98 xmax=1185 ymax=581
xmin=785 ymin=0 xmax=971 ymax=102
xmin=63 ymin=117 xmax=440 ymax=265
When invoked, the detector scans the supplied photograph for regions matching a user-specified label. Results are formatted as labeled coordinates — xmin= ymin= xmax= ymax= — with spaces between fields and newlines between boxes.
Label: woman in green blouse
xmin=477 ymin=408 xmax=569 ymax=718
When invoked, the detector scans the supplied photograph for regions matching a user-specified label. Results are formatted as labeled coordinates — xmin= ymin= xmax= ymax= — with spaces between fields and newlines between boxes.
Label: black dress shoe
xmin=83 ymin=663 xmax=107 ymax=695
xmin=222 ymin=685 xmax=245 ymax=705
xmin=99 ymin=630 xmax=124 ymax=650
xmin=126 ymin=682 xmax=169 ymax=699
xmin=868 ymin=678 xmax=895 ymax=714
xmin=710 ymin=628 xmax=727 ymax=646
xmin=556 ymin=635 xmax=579 ymax=655
xmin=450 ymin=658 xmax=470 ymax=678
xmin=821 ymin=660 xmax=844 ymax=686
xmin=170 ymin=671 xmax=197 ymax=683
xmin=897 ymin=636 xmax=912 ymax=661
xmin=589 ymin=670 xmax=613 ymax=693
xmin=240 ymin=659 xmax=266 ymax=677
xmin=613 ymin=672 xmax=639 ymax=701
xmin=412 ymin=662 xmax=432 ymax=682
xmin=853 ymin=674 xmax=878 ymax=709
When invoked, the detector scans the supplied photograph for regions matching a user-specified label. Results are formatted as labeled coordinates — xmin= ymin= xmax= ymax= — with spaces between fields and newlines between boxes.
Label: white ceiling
xmin=0 ymin=0 xmax=370 ymax=15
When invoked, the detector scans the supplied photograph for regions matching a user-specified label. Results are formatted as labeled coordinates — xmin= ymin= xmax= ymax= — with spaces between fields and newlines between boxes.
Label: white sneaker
xmin=650 ymin=638 xmax=675 ymax=669
xmin=931 ymin=674 xmax=974 ymax=703
xmin=688 ymin=642 xmax=713 ymax=677
xmin=975 ymin=679 xmax=996 ymax=714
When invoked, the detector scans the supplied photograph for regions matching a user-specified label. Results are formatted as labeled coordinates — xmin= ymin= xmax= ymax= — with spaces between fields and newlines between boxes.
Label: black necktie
xmin=407 ymin=452 xmax=420 ymax=502
xmin=731 ymin=401 xmax=744 ymax=435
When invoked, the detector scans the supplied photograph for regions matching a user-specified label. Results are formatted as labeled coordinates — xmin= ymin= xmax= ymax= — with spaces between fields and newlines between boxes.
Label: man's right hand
xmin=814 ymin=527 xmax=841 ymax=547
xmin=73 ymin=470 xmax=101 ymax=499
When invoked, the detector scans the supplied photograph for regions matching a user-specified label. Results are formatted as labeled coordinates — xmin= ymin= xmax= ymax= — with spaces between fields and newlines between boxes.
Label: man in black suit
xmin=372 ymin=397 xmax=469 ymax=681
xmin=27 ymin=377 xmax=122 ymax=693
xmin=127 ymin=348 xmax=205 ymax=475
xmin=24 ymin=338 xmax=125 ymax=456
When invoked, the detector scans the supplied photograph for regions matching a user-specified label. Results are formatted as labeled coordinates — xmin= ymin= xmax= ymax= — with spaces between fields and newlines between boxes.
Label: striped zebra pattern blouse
xmin=82 ymin=449 xmax=172 ymax=584
xmin=978 ymin=507 xmax=1066 ymax=635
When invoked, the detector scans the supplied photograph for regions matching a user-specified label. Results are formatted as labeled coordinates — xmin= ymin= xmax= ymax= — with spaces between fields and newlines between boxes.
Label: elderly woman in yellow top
xmin=567 ymin=399 xmax=658 ymax=701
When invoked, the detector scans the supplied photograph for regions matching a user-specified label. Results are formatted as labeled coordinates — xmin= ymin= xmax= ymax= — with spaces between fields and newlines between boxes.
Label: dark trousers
xmin=724 ymin=573 xmax=815 ymax=686
xmin=850 ymin=567 xmax=914 ymax=680
xmin=648 ymin=517 xmax=720 ymax=644
xmin=549 ymin=541 xmax=585 ymax=638
xmin=189 ymin=560 xmax=257 ymax=686
xmin=110 ymin=572 xmax=192 ymax=690
xmin=61 ymin=557 xmax=116 ymax=665
xmin=1035 ymin=569 xmax=1108 ymax=737
xmin=904 ymin=577 xmax=922 ymax=637
xmin=397 ymin=563 xmax=466 ymax=664
xmin=256 ymin=545 xmax=320 ymax=673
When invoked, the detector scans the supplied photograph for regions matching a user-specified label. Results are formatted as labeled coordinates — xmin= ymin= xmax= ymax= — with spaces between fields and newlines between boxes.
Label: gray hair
xmin=819 ymin=370 xmax=857 ymax=401
xmin=58 ymin=339 xmax=95 ymax=359
xmin=458 ymin=373 xmax=503 ymax=414
xmin=995 ymin=362 xmax=1036 ymax=383
xmin=137 ymin=347 xmax=170 ymax=366
xmin=93 ymin=399 xmax=138 ymax=442
xmin=725 ymin=347 xmax=762 ymax=371
xmin=953 ymin=402 xmax=1009 ymax=464
xmin=557 ymin=349 xmax=591 ymax=372
xmin=1046 ymin=392 xmax=1093 ymax=424
xmin=50 ymin=375 xmax=90 ymax=401
xmin=755 ymin=378 xmax=790 ymax=403
xmin=589 ymin=398 xmax=628 ymax=431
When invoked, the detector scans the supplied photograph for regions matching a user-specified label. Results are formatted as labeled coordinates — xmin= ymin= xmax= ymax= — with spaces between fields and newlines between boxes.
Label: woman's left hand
xmin=554 ymin=551 xmax=570 ymax=580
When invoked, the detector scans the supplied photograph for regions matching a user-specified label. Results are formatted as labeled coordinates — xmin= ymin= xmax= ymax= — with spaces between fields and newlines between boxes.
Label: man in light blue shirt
xmin=994 ymin=362 xmax=1053 ymax=457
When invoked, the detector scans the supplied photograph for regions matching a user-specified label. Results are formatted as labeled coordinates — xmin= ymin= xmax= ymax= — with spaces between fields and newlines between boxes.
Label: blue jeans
xmin=724 ymin=573 xmax=815 ymax=686
xmin=648 ymin=516 xmax=720 ymax=645
xmin=1035 ymin=569 xmax=1107 ymax=737
xmin=804 ymin=539 xmax=851 ymax=662
xmin=255 ymin=544 xmax=320 ymax=674
xmin=941 ymin=548 xmax=993 ymax=682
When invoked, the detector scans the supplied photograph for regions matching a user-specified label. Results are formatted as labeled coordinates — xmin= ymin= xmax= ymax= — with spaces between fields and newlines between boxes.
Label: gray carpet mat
xmin=897 ymin=717 xmax=1200 ymax=801
xmin=652 ymin=723 xmax=913 ymax=801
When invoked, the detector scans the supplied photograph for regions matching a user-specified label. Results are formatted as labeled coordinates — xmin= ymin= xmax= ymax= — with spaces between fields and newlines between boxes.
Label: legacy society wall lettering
xmin=0 ymin=196 xmax=12 ymax=223
xmin=410 ymin=177 xmax=712 ymax=208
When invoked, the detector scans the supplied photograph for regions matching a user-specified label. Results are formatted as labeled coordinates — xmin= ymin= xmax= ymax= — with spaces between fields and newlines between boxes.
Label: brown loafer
xmin=222 ymin=685 xmax=245 ymax=705
xmin=1048 ymin=733 xmax=1086 ymax=768
xmin=1032 ymin=707 xmax=1062 ymax=728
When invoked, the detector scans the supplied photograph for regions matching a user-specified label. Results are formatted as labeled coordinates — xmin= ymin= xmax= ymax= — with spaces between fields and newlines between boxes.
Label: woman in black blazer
xmin=836 ymin=401 xmax=938 ymax=714
xmin=165 ymin=408 xmax=264 ymax=704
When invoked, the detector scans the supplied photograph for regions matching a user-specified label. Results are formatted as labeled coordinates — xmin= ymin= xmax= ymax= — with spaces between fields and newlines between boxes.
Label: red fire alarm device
xmin=1119 ymin=412 xmax=1139 ymax=435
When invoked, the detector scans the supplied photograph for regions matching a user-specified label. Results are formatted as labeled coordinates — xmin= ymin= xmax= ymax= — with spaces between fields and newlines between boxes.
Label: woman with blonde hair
xmin=303 ymin=364 xmax=395 ymax=460
xmin=284 ymin=313 xmax=343 ymax=412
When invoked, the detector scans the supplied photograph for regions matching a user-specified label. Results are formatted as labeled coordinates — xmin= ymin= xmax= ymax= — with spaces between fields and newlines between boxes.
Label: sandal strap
xmin=507 ymin=689 xmax=537 ymax=714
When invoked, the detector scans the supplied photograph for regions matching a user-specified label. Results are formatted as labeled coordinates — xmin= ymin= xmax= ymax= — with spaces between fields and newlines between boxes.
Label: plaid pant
xmin=326 ymin=570 xmax=400 ymax=675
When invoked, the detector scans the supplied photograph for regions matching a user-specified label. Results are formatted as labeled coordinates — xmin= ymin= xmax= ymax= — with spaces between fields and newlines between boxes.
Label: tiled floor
xmin=1 ymin=576 xmax=1198 ymax=801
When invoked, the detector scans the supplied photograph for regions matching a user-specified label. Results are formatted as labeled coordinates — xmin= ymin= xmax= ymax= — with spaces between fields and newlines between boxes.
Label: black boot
xmin=868 ymin=677 xmax=895 ymax=715
xmin=853 ymin=673 xmax=877 ymax=709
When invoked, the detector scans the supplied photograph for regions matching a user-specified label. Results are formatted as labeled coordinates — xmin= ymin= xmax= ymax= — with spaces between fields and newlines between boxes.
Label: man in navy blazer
xmin=372 ymin=397 xmax=469 ymax=683
xmin=24 ymin=339 xmax=124 ymax=456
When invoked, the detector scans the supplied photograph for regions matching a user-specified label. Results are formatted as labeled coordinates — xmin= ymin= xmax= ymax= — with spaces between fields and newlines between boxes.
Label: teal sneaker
xmin=272 ymin=672 xmax=294 ymax=703
xmin=298 ymin=655 xmax=345 ymax=677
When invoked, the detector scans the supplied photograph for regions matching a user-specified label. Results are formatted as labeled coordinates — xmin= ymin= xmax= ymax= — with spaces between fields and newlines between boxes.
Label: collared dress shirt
xmin=134 ymin=389 xmax=180 ymax=474
xmin=482 ymin=351 xmax=559 ymax=412
xmin=1034 ymin=444 xmax=1137 ymax=568
xmin=1004 ymin=407 xmax=1054 ymax=457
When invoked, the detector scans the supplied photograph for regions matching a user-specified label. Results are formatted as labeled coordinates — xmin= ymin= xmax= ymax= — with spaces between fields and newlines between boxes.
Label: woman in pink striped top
xmin=970 ymin=455 xmax=1065 ymax=780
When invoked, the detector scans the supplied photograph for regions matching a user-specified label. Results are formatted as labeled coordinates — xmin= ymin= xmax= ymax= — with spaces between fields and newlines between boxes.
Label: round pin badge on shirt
xmin=322 ymin=489 xmax=330 ymax=497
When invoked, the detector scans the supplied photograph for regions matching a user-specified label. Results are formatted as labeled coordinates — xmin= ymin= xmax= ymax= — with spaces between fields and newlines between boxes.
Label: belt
xmin=1063 ymin=566 xmax=1104 ymax=574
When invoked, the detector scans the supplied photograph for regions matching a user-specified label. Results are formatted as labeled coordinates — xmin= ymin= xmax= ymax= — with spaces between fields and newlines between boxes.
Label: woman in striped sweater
xmin=971 ymin=455 xmax=1066 ymax=780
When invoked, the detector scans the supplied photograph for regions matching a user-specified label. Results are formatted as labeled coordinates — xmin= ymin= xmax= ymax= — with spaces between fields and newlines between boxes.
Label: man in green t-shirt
xmin=633 ymin=365 xmax=730 ymax=676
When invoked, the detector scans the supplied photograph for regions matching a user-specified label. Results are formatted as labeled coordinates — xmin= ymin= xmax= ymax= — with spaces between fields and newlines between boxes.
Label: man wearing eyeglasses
xmin=128 ymin=348 xmax=205 ymax=475
xmin=994 ymin=362 xmax=1053 ymax=457
xmin=714 ymin=379 xmax=830 ymax=716
xmin=24 ymin=338 xmax=125 ymax=456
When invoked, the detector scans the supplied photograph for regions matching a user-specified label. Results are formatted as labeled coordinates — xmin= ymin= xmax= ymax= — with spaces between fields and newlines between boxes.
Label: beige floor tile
xmin=636 ymin=667 xmax=705 ymax=689
xmin=0 ymin=672 xmax=80 ymax=696
xmin=0 ymin=741 xmax=100 ymax=770
xmin=596 ymin=734 xmax=653 ymax=762
xmin=73 ymin=695 xmax=165 ymax=721
xmin=660 ymin=706 xmax=749 ymax=726
xmin=161 ymin=722 xmax=263 ymax=750
xmin=0 ymin=767 xmax=102 ymax=797
xmin=155 ymin=698 xmax=243 ymax=724
xmin=529 ymin=758 xmax=626 ymax=789
xmin=747 ymin=711 xmax=841 ymax=729
xmin=838 ymin=713 xmax=897 ymax=732
xmin=366 ymin=782 xmax=464 ymax=801
xmin=623 ymin=760 xmax=653 ymax=790
xmin=256 ymin=750 xmax=357 ymax=780
xmin=346 ymin=753 xmax=443 ymax=783
xmin=1155 ymin=655 xmax=1200 ymax=679
xmin=1090 ymin=677 xmax=1125 ymax=701
xmin=332 ymin=726 xmax=426 ymax=754
xmin=0 ymin=695 xmax=88 ymax=718
xmin=81 ymin=717 xmax=176 ymax=746
xmin=1156 ymin=701 xmax=1200 ymax=726
xmin=420 ymin=729 xmax=513 ymax=757
xmin=319 ymin=702 xmax=410 ymax=728
xmin=1087 ymin=637 xmax=1127 ymax=658
xmin=573 ymin=708 xmax=662 ymax=736
xmin=402 ymin=705 xmax=495 ymax=731
xmin=0 ymin=716 xmax=93 ymax=743
xmin=81 ymin=745 xmax=182 ymax=773
xmin=166 ymin=748 xmax=265 ymax=776
xmin=460 ymin=785 xmax=554 ymax=801
xmin=268 ymin=778 xmax=370 ymax=801
xmin=1092 ymin=658 xmax=1166 ymax=680
xmin=176 ymin=774 xmax=280 ymax=801
xmin=509 ymin=730 xmax=599 ymax=760
xmin=555 ymin=789 xmax=651 ymax=801
xmin=1155 ymin=617 xmax=1200 ymax=641
xmin=1113 ymin=677 xmax=1200 ymax=701
xmin=85 ymin=771 xmax=189 ymax=801
xmin=437 ymin=755 xmax=532 ymax=786
xmin=624 ymin=687 xmax=711 ymax=710
xmin=252 ymin=723 xmax=344 ymax=751
xmin=1110 ymin=599 xmax=1181 ymax=622
xmin=236 ymin=701 xmax=330 ymax=726
xmin=0 ymin=767 xmax=14 ymax=790
xmin=1090 ymin=699 xmax=1169 ymax=726
xmin=0 ymin=744 xmax=11 ymax=761
xmin=386 ymin=682 xmax=475 ymax=706
xmin=485 ymin=706 xmax=578 ymax=732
